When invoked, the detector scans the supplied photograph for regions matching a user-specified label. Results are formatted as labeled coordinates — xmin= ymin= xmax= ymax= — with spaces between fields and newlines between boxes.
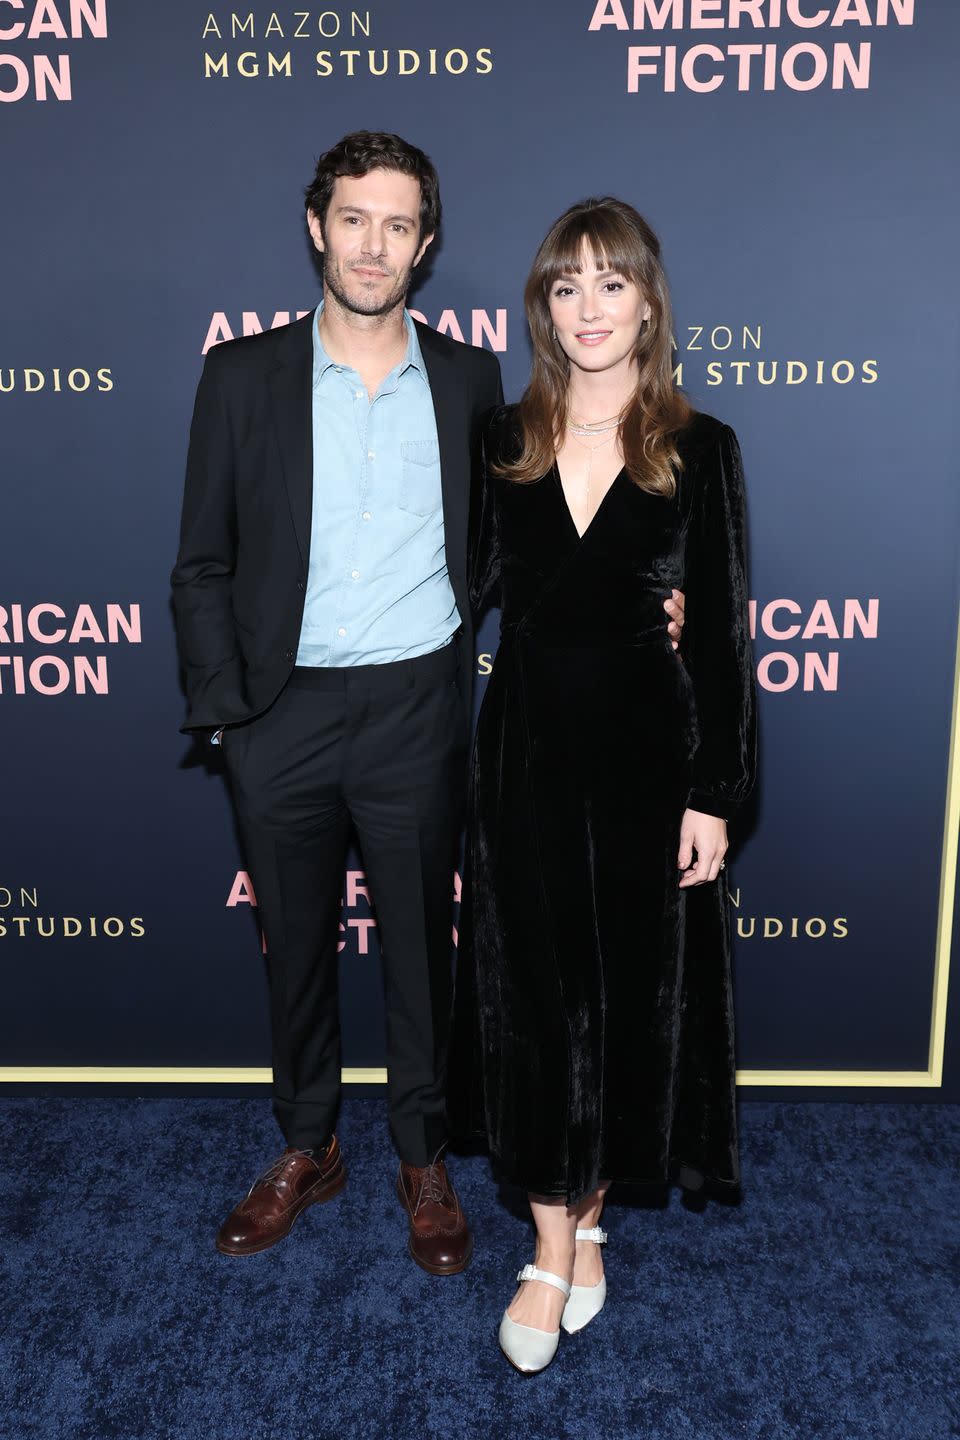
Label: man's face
xmin=308 ymin=168 xmax=433 ymax=318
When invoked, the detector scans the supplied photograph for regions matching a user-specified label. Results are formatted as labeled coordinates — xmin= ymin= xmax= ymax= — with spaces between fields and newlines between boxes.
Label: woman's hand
xmin=664 ymin=588 xmax=685 ymax=651
xmin=677 ymin=808 xmax=727 ymax=887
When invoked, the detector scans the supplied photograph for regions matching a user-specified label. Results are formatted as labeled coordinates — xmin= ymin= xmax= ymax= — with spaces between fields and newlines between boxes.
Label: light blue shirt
xmin=295 ymin=303 xmax=460 ymax=667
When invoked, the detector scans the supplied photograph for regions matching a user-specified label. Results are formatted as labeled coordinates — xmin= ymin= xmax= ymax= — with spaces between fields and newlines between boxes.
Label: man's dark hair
xmin=304 ymin=131 xmax=441 ymax=238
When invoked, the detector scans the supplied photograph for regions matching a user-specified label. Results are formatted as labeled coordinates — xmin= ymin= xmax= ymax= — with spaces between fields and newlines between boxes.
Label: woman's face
xmin=547 ymin=249 xmax=651 ymax=377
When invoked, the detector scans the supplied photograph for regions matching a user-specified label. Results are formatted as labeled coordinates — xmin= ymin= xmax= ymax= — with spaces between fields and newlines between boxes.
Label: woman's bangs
xmin=540 ymin=210 xmax=643 ymax=290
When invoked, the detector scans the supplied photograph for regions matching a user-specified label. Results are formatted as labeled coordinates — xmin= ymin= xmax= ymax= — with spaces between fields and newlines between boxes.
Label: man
xmin=172 ymin=131 xmax=685 ymax=1272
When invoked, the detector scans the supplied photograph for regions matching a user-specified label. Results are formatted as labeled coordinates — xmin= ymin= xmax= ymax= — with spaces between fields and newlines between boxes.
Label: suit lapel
xmin=417 ymin=322 xmax=469 ymax=583
xmin=267 ymin=313 xmax=314 ymax=568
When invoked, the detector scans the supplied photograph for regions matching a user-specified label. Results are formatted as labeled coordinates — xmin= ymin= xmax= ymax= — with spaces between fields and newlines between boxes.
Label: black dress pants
xmin=223 ymin=643 xmax=467 ymax=1166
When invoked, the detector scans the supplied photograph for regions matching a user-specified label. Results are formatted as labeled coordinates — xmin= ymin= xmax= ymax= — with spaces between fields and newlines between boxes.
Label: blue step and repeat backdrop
xmin=2 ymin=0 xmax=959 ymax=1099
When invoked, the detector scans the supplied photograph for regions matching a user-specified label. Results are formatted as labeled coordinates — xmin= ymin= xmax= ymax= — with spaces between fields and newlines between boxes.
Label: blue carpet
xmin=1 ymin=1099 xmax=958 ymax=1440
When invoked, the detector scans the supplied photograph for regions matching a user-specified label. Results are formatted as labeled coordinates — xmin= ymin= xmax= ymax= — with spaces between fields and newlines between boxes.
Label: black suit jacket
xmin=171 ymin=313 xmax=504 ymax=734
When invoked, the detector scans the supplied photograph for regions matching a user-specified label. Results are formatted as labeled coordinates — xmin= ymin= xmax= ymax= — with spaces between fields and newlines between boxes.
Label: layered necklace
xmin=564 ymin=410 xmax=622 ymax=521
xmin=566 ymin=411 xmax=621 ymax=439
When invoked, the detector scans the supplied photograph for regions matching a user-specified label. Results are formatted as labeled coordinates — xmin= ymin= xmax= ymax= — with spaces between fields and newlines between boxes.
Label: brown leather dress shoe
xmin=216 ymin=1138 xmax=346 ymax=1256
xmin=396 ymin=1159 xmax=473 ymax=1275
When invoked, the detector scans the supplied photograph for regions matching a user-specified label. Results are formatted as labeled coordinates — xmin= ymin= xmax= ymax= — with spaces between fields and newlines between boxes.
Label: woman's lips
xmin=575 ymin=331 xmax=611 ymax=346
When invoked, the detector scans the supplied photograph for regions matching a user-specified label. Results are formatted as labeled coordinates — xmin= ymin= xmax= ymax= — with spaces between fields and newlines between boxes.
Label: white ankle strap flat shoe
xmin=498 ymin=1265 xmax=572 ymax=1374
xmin=561 ymin=1227 xmax=608 ymax=1334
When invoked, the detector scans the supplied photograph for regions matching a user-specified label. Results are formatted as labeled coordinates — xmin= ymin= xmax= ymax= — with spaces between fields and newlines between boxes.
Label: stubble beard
xmin=323 ymin=254 xmax=411 ymax=320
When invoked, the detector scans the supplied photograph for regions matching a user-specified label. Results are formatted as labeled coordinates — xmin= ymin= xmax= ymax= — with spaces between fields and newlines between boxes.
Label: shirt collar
xmin=312 ymin=301 xmax=426 ymax=389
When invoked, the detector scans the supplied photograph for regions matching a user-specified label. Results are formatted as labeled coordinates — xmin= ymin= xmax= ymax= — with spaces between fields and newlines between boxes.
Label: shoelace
xmin=413 ymin=1164 xmax=449 ymax=1212
xmin=247 ymin=1149 xmax=314 ymax=1198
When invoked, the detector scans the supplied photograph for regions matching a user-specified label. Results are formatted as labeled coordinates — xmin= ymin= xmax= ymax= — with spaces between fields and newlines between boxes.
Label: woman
xmin=448 ymin=197 xmax=757 ymax=1373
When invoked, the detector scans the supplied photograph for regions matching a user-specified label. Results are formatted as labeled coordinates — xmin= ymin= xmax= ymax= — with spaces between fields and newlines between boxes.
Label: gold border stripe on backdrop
xmin=0 ymin=1066 xmax=944 ymax=1086
xmin=927 ymin=606 xmax=960 ymax=1086
xmin=2 ymin=613 xmax=957 ymax=1091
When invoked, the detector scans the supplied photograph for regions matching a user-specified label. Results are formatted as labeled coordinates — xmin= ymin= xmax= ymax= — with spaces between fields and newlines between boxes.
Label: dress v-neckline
xmin=553 ymin=463 xmax=624 ymax=543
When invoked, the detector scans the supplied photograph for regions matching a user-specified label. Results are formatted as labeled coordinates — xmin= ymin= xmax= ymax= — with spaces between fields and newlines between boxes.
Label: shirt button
xmin=355 ymin=389 xmax=363 ymax=399
xmin=367 ymin=450 xmax=375 ymax=461
xmin=337 ymin=627 xmax=347 ymax=638
xmin=362 ymin=511 xmax=371 ymax=521
xmin=351 ymin=569 xmax=360 ymax=580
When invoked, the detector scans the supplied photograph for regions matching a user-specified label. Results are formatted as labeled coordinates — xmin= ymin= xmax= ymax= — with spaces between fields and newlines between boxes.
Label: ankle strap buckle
xmin=516 ymin=1263 xmax=572 ymax=1298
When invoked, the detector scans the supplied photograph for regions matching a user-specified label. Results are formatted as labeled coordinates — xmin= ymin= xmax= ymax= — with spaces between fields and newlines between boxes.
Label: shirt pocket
xmin=400 ymin=438 xmax=442 ymax=517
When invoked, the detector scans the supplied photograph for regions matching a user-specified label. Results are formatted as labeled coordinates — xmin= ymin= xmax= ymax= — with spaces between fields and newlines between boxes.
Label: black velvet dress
xmin=447 ymin=407 xmax=757 ymax=1202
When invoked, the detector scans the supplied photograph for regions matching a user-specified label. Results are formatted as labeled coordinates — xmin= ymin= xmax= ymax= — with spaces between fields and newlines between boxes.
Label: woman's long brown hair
xmin=496 ymin=197 xmax=692 ymax=497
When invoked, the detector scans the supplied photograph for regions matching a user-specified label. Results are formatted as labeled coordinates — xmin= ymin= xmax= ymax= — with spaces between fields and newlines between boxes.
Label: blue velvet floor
xmin=1 ymin=1099 xmax=958 ymax=1440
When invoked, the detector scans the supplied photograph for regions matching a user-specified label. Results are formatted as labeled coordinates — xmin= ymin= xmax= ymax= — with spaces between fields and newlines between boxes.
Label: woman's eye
xmin=603 ymin=281 xmax=625 ymax=293
xmin=554 ymin=286 xmax=575 ymax=298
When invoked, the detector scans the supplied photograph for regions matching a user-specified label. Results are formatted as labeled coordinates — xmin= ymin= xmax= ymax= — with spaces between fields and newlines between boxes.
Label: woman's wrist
xmin=686 ymin=791 xmax=738 ymax=821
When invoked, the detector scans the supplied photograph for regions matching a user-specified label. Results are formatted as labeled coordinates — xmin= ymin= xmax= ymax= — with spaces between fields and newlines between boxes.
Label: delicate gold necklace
xmin=563 ymin=425 xmax=617 ymax=524
xmin=566 ymin=412 xmax=621 ymax=438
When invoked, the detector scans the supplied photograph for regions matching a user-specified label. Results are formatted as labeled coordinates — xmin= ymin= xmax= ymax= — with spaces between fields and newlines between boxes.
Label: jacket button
xmin=296 ymin=580 xmax=305 ymax=591
xmin=284 ymin=649 xmax=294 ymax=661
